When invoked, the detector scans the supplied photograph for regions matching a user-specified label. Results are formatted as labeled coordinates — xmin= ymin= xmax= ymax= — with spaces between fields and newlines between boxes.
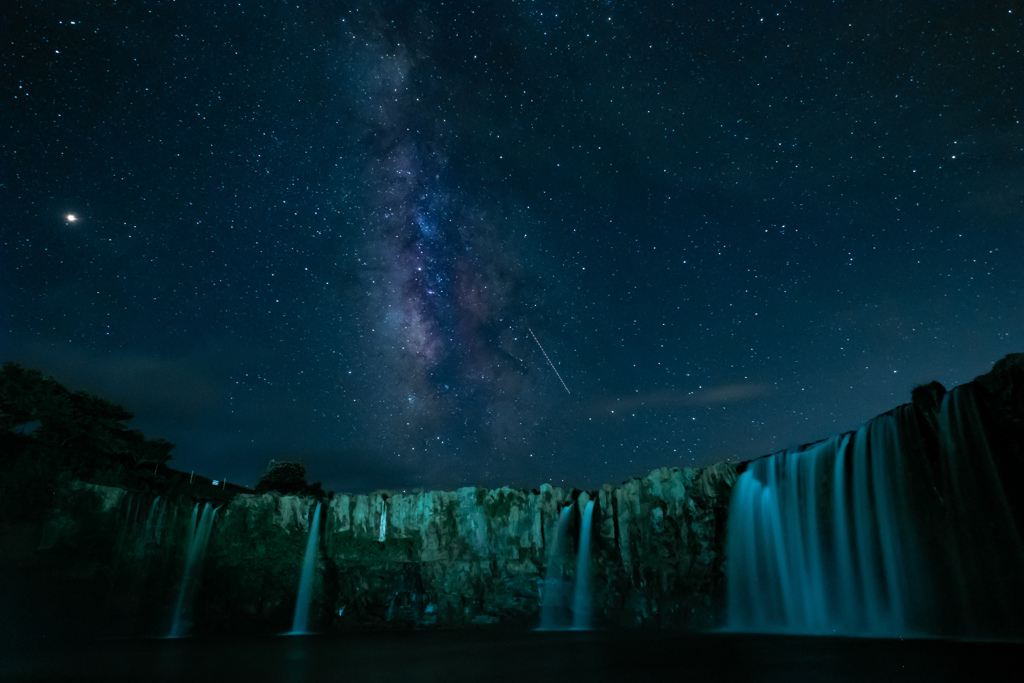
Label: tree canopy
xmin=255 ymin=459 xmax=324 ymax=497
xmin=255 ymin=460 xmax=308 ymax=494
xmin=0 ymin=361 xmax=174 ymax=476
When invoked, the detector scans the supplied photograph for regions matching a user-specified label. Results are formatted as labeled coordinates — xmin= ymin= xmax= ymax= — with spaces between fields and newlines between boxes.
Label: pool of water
xmin=4 ymin=630 xmax=1020 ymax=682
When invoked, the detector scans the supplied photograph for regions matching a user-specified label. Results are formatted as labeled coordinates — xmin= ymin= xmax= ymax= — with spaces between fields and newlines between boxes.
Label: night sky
xmin=4 ymin=1 xmax=1022 ymax=493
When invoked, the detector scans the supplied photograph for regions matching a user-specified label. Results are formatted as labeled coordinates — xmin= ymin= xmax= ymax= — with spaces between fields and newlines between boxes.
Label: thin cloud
xmin=593 ymin=383 xmax=770 ymax=414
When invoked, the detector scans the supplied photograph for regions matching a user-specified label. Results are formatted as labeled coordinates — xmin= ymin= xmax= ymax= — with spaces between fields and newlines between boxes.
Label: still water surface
xmin=5 ymin=630 xmax=1021 ymax=682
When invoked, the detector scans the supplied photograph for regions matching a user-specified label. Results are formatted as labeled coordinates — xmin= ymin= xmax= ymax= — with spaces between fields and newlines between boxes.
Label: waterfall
xmin=123 ymin=494 xmax=137 ymax=525
xmin=169 ymin=503 xmax=218 ymax=637
xmin=131 ymin=496 xmax=163 ymax=556
xmin=143 ymin=497 xmax=162 ymax=545
xmin=288 ymin=502 xmax=322 ymax=634
xmin=378 ymin=501 xmax=387 ymax=543
xmin=539 ymin=506 xmax=572 ymax=629
xmin=114 ymin=494 xmax=138 ymax=555
xmin=726 ymin=385 xmax=1024 ymax=637
xmin=933 ymin=387 xmax=1024 ymax=635
xmin=152 ymin=497 xmax=167 ymax=545
xmin=572 ymin=500 xmax=595 ymax=629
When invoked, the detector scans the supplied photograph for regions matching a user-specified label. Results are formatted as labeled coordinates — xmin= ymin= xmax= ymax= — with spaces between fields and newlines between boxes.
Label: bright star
xmin=66 ymin=214 xmax=77 ymax=223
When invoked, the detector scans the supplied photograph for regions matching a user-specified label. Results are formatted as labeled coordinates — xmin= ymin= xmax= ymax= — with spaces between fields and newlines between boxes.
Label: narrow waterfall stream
xmin=288 ymin=501 xmax=322 ymax=634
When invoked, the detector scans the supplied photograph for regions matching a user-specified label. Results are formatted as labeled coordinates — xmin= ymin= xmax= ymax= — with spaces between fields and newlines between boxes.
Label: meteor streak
xmin=528 ymin=327 xmax=570 ymax=395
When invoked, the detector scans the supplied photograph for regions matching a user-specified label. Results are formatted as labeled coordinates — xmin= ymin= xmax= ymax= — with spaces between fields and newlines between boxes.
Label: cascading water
xmin=288 ymin=502 xmax=322 ymax=635
xmin=114 ymin=495 xmax=138 ymax=555
xmin=144 ymin=497 xmax=163 ymax=544
xmin=726 ymin=418 xmax=917 ymax=635
xmin=932 ymin=387 xmax=1024 ymax=636
xmin=727 ymin=384 xmax=1024 ymax=638
xmin=539 ymin=506 xmax=572 ymax=630
xmin=153 ymin=498 xmax=167 ymax=545
xmin=572 ymin=500 xmax=595 ymax=629
xmin=169 ymin=503 xmax=218 ymax=637
xmin=131 ymin=496 xmax=163 ymax=556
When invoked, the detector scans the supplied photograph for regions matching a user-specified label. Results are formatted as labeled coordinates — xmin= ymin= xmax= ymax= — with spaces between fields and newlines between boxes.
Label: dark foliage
xmin=0 ymin=362 xmax=175 ymax=517
xmin=254 ymin=460 xmax=323 ymax=497
xmin=255 ymin=460 xmax=308 ymax=494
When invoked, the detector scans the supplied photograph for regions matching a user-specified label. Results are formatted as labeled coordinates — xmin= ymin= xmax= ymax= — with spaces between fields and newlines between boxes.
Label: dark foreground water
xmin=3 ymin=630 xmax=1020 ymax=682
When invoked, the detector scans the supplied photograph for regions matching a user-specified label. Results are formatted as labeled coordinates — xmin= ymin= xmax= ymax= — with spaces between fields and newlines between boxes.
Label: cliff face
xmin=209 ymin=460 xmax=737 ymax=632
xmin=6 ymin=353 xmax=1020 ymax=637
xmin=5 ymin=461 xmax=737 ymax=635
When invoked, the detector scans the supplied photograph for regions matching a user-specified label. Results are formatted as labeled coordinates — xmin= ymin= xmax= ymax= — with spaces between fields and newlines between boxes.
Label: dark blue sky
xmin=4 ymin=1 xmax=1022 ymax=493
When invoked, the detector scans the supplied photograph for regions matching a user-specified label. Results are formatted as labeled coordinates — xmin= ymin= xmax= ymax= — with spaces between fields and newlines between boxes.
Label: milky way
xmin=6 ymin=1 xmax=1022 ymax=493
xmin=349 ymin=26 xmax=548 ymax=475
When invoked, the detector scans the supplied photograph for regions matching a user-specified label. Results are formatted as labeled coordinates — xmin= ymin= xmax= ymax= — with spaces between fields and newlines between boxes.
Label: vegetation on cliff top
xmin=255 ymin=459 xmax=324 ymax=498
xmin=0 ymin=361 xmax=176 ymax=518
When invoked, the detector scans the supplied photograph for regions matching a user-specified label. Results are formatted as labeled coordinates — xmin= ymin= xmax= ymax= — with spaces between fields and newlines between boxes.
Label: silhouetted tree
xmin=0 ymin=361 xmax=174 ymax=475
xmin=255 ymin=460 xmax=308 ymax=494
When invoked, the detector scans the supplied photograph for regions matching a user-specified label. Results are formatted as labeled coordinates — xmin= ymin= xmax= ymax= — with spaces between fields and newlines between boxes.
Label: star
xmin=6 ymin=1 xmax=1018 ymax=494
